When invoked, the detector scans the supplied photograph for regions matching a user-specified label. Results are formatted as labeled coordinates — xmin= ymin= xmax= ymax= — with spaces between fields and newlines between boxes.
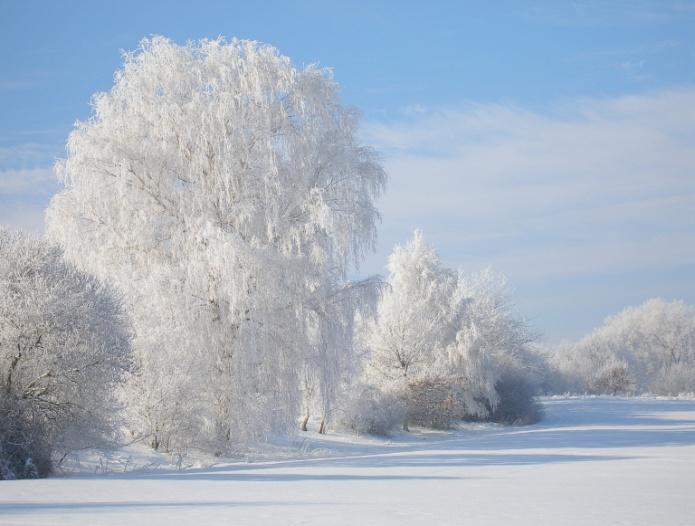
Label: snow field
xmin=1 ymin=397 xmax=694 ymax=525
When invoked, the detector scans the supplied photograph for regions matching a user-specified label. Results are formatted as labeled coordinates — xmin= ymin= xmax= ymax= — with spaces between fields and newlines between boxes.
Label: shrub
xmin=0 ymin=400 xmax=51 ymax=480
xmin=406 ymin=379 xmax=461 ymax=429
xmin=0 ymin=228 xmax=131 ymax=478
xmin=489 ymin=369 xmax=543 ymax=425
xmin=651 ymin=364 xmax=695 ymax=395
xmin=337 ymin=386 xmax=406 ymax=436
xmin=589 ymin=359 xmax=633 ymax=395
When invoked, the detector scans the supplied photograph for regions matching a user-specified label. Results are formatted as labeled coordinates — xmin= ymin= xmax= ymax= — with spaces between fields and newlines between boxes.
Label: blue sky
xmin=2 ymin=0 xmax=695 ymax=341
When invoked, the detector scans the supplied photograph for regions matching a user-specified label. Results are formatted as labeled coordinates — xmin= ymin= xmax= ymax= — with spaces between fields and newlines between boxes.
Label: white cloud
xmin=0 ymin=142 xmax=61 ymax=167
xmin=0 ymin=167 xmax=59 ymax=232
xmin=0 ymin=202 xmax=50 ymax=232
xmin=362 ymin=89 xmax=695 ymax=338
xmin=0 ymin=167 xmax=56 ymax=194
xmin=0 ymin=79 xmax=37 ymax=90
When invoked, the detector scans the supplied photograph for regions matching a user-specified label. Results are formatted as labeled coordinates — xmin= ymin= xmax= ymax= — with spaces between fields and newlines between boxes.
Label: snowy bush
xmin=336 ymin=386 xmax=406 ymax=436
xmin=588 ymin=358 xmax=633 ymax=395
xmin=0 ymin=228 xmax=131 ymax=478
xmin=652 ymin=363 xmax=695 ymax=395
xmin=489 ymin=368 xmax=543 ymax=425
xmin=0 ymin=399 xmax=51 ymax=480
xmin=406 ymin=379 xmax=461 ymax=429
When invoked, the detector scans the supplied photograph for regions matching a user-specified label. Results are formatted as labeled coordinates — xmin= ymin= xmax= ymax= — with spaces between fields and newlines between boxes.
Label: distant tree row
xmin=542 ymin=299 xmax=695 ymax=396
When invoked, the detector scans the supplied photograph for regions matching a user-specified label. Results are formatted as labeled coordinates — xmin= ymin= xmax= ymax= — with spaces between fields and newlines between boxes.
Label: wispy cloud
xmin=571 ymin=39 xmax=683 ymax=83
xmin=0 ymin=142 xmax=62 ymax=168
xmin=0 ymin=79 xmax=38 ymax=90
xmin=0 ymin=167 xmax=59 ymax=232
xmin=0 ymin=167 xmax=57 ymax=195
xmin=362 ymin=88 xmax=695 ymax=337
xmin=522 ymin=1 xmax=695 ymax=24
xmin=0 ymin=202 xmax=51 ymax=232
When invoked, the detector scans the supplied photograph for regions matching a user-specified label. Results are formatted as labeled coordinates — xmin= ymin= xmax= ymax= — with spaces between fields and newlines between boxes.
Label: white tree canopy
xmin=366 ymin=230 xmax=456 ymax=381
xmin=46 ymin=36 xmax=386 ymax=450
xmin=550 ymin=298 xmax=695 ymax=394
xmin=0 ymin=227 xmax=131 ymax=477
xmin=362 ymin=231 xmax=535 ymax=422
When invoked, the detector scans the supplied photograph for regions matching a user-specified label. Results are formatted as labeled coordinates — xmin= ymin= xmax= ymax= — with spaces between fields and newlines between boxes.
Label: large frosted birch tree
xmin=46 ymin=37 xmax=385 ymax=451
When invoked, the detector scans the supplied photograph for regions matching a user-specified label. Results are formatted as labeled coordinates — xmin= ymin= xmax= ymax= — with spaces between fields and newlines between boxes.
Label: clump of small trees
xmin=339 ymin=232 xmax=542 ymax=434
xmin=0 ymin=228 xmax=131 ymax=479
xmin=544 ymin=299 xmax=695 ymax=396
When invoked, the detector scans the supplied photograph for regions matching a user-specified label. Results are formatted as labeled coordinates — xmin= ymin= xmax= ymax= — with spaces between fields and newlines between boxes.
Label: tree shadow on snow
xmin=0 ymin=500 xmax=329 ymax=515
xmin=53 ymin=398 xmax=695 ymax=482
xmin=116 ymin=450 xmax=628 ymax=482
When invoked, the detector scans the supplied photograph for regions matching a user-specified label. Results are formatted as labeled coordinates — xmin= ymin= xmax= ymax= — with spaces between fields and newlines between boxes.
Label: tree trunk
xmin=300 ymin=411 xmax=310 ymax=432
xmin=318 ymin=418 xmax=326 ymax=434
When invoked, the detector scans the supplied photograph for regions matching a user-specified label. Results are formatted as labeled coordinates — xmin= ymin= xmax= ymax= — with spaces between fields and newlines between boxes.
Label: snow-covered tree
xmin=358 ymin=232 xmax=538 ymax=430
xmin=46 ymin=37 xmax=386 ymax=451
xmin=366 ymin=231 xmax=456 ymax=383
xmin=300 ymin=276 xmax=383 ymax=433
xmin=451 ymin=269 xmax=540 ymax=422
xmin=549 ymin=298 xmax=695 ymax=395
xmin=0 ymin=227 xmax=131 ymax=479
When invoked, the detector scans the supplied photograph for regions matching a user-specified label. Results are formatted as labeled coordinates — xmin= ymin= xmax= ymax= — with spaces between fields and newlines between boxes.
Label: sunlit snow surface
xmin=2 ymin=397 xmax=694 ymax=525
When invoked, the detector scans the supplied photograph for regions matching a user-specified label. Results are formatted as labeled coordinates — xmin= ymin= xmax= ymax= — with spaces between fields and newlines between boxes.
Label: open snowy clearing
xmin=1 ymin=397 xmax=694 ymax=526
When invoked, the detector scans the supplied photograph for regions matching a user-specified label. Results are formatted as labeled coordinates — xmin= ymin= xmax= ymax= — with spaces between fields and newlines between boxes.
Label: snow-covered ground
xmin=2 ymin=397 xmax=694 ymax=525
